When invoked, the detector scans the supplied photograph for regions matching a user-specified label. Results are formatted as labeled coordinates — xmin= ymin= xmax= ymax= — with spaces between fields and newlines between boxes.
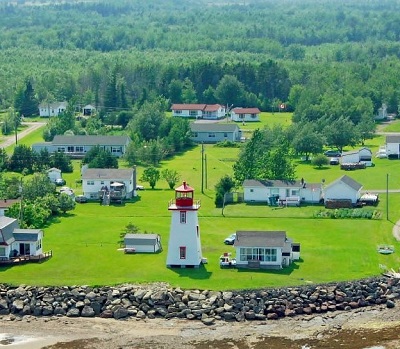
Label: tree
xmin=214 ymin=75 xmax=246 ymax=106
xmin=22 ymin=173 xmax=55 ymax=201
xmin=140 ymin=167 xmax=160 ymax=189
xmin=8 ymin=144 xmax=35 ymax=173
xmin=214 ymin=175 xmax=235 ymax=207
xmin=161 ymin=169 xmax=180 ymax=189
xmin=292 ymin=124 xmax=324 ymax=160
xmin=323 ymin=117 xmax=358 ymax=153
xmin=266 ymin=146 xmax=296 ymax=181
xmin=14 ymin=80 xmax=39 ymax=117
xmin=51 ymin=151 xmax=73 ymax=173
xmin=82 ymin=145 xmax=118 ymax=169
xmin=356 ymin=114 xmax=376 ymax=145
xmin=58 ymin=193 xmax=76 ymax=213
xmin=312 ymin=154 xmax=329 ymax=168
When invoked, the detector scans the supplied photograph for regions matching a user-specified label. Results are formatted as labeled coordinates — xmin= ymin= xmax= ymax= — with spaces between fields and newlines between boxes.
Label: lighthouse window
xmin=179 ymin=246 xmax=186 ymax=259
xmin=180 ymin=211 xmax=186 ymax=223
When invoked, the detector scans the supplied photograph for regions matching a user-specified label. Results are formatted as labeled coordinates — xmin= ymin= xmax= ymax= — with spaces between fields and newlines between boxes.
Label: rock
xmin=113 ymin=307 xmax=129 ymax=320
xmin=66 ymin=308 xmax=80 ymax=317
xmin=81 ymin=306 xmax=95 ymax=317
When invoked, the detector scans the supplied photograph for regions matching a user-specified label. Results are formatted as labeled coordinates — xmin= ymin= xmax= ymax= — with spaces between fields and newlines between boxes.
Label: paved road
xmin=0 ymin=122 xmax=46 ymax=149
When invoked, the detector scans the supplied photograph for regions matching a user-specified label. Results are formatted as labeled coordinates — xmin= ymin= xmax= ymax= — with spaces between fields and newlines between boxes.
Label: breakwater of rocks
xmin=0 ymin=276 xmax=398 ymax=325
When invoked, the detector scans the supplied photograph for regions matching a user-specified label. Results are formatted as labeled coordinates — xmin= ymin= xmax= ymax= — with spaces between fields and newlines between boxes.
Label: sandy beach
xmin=1 ymin=304 xmax=400 ymax=349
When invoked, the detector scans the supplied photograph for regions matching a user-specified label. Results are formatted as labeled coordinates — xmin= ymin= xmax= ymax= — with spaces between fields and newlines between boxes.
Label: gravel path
xmin=0 ymin=122 xmax=46 ymax=149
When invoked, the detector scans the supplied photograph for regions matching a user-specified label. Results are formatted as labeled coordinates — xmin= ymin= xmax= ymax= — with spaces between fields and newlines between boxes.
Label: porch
xmin=0 ymin=250 xmax=53 ymax=265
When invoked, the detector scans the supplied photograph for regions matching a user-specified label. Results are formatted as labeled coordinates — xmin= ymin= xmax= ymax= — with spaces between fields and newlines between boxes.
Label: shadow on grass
xmin=236 ymin=259 xmax=302 ymax=276
xmin=168 ymin=263 xmax=212 ymax=280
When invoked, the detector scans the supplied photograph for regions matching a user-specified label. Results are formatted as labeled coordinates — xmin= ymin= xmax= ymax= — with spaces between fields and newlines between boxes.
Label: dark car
xmin=55 ymin=178 xmax=66 ymax=186
xmin=75 ymin=195 xmax=88 ymax=203
xmin=324 ymin=150 xmax=341 ymax=157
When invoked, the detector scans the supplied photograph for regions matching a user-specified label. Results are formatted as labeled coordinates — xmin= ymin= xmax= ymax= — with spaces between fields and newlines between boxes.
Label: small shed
xmin=124 ymin=234 xmax=162 ymax=253
xmin=47 ymin=168 xmax=62 ymax=183
xmin=341 ymin=147 xmax=372 ymax=167
xmin=324 ymin=175 xmax=363 ymax=205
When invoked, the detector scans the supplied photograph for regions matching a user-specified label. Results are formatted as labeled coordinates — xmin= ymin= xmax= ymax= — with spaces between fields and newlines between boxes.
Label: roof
xmin=234 ymin=231 xmax=287 ymax=248
xmin=232 ymin=107 xmax=261 ymax=114
xmin=171 ymin=104 xmax=207 ymax=111
xmin=47 ymin=167 xmax=61 ymax=173
xmin=325 ymin=175 xmax=363 ymax=191
xmin=0 ymin=216 xmax=19 ymax=245
xmin=124 ymin=234 xmax=159 ymax=245
xmin=342 ymin=147 xmax=372 ymax=156
xmin=39 ymin=101 xmax=67 ymax=109
xmin=175 ymin=181 xmax=194 ymax=192
xmin=386 ymin=135 xmax=400 ymax=144
xmin=204 ymin=104 xmax=224 ymax=112
xmin=52 ymin=135 xmax=131 ymax=146
xmin=243 ymin=179 xmax=301 ymax=188
xmin=82 ymin=168 xmax=135 ymax=180
xmin=13 ymin=229 xmax=42 ymax=242
xmin=0 ymin=199 xmax=20 ymax=209
xmin=190 ymin=123 xmax=240 ymax=133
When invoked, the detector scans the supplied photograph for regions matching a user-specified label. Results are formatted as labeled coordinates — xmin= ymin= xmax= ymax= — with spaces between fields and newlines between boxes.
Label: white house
xmin=374 ymin=104 xmax=388 ymax=121
xmin=234 ymin=231 xmax=300 ymax=269
xmin=171 ymin=104 xmax=226 ymax=119
xmin=82 ymin=104 xmax=96 ymax=116
xmin=81 ymin=168 xmax=136 ymax=200
xmin=323 ymin=175 xmax=363 ymax=205
xmin=190 ymin=123 xmax=242 ymax=144
xmin=0 ymin=217 xmax=44 ymax=260
xmin=39 ymin=101 xmax=67 ymax=117
xmin=124 ymin=234 xmax=162 ymax=253
xmin=47 ymin=167 xmax=62 ymax=183
xmin=341 ymin=147 xmax=373 ymax=167
xmin=243 ymin=179 xmax=322 ymax=205
xmin=385 ymin=135 xmax=400 ymax=159
xmin=230 ymin=107 xmax=261 ymax=122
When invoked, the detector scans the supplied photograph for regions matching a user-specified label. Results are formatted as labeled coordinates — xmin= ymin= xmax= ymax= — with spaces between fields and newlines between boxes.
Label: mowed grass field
xmin=2 ymin=114 xmax=400 ymax=290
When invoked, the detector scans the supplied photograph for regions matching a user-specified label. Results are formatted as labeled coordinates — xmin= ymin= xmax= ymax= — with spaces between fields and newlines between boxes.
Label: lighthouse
xmin=166 ymin=181 xmax=203 ymax=268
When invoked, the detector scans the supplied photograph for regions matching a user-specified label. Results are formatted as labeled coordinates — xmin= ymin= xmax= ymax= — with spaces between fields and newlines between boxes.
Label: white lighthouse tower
xmin=166 ymin=181 xmax=203 ymax=268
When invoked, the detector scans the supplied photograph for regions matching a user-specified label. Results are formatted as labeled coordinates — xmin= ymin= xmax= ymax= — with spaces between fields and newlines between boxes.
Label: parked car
xmin=224 ymin=233 xmax=236 ymax=245
xmin=329 ymin=157 xmax=340 ymax=165
xmin=324 ymin=150 xmax=341 ymax=157
xmin=75 ymin=195 xmax=88 ymax=203
xmin=55 ymin=178 xmax=66 ymax=186
xmin=136 ymin=185 xmax=145 ymax=190
xmin=376 ymin=151 xmax=387 ymax=158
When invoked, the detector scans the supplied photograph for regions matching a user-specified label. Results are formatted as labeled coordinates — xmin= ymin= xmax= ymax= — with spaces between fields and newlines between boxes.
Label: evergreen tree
xmin=14 ymin=80 xmax=39 ymax=117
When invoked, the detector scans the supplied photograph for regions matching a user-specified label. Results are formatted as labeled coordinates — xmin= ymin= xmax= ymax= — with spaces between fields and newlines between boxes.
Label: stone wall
xmin=0 ymin=276 xmax=398 ymax=325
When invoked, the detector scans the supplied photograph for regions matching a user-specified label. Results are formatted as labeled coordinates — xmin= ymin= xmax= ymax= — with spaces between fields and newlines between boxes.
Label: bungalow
xmin=323 ymin=175 xmax=363 ymax=206
xmin=233 ymin=230 xmax=300 ymax=269
xmin=83 ymin=104 xmax=96 ymax=116
xmin=171 ymin=104 xmax=226 ymax=119
xmin=190 ymin=123 xmax=242 ymax=143
xmin=124 ymin=233 xmax=162 ymax=253
xmin=0 ymin=216 xmax=43 ymax=260
xmin=32 ymin=135 xmax=131 ymax=159
xmin=81 ymin=167 xmax=136 ymax=201
xmin=243 ymin=179 xmax=322 ymax=205
xmin=39 ymin=101 xmax=67 ymax=117
xmin=385 ymin=134 xmax=400 ymax=159
xmin=341 ymin=147 xmax=373 ymax=167
xmin=230 ymin=107 xmax=260 ymax=122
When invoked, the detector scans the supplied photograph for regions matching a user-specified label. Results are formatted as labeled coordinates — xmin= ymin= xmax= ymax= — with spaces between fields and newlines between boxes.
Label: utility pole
xmin=201 ymin=143 xmax=204 ymax=194
xmin=386 ymin=173 xmax=389 ymax=221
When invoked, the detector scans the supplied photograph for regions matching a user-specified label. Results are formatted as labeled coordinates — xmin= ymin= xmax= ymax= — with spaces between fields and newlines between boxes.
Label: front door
xmin=19 ymin=243 xmax=30 ymax=256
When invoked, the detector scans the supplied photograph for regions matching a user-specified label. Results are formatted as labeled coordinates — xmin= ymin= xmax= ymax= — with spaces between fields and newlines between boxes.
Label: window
xmin=179 ymin=246 xmax=186 ymax=259
xmin=270 ymin=188 xmax=279 ymax=196
xmin=239 ymin=247 xmax=277 ymax=262
xmin=0 ymin=247 xmax=5 ymax=257
xmin=250 ymin=189 xmax=254 ymax=192
xmin=36 ymin=239 xmax=42 ymax=250
xmin=87 ymin=180 xmax=94 ymax=185
xmin=193 ymin=132 xmax=198 ymax=137
xmin=175 ymin=110 xmax=182 ymax=114
xmin=190 ymin=110 xmax=197 ymax=117
xmin=100 ymin=181 xmax=104 ymax=185
xmin=223 ymin=133 xmax=228 ymax=137
xmin=251 ymin=114 xmax=257 ymax=118
xmin=111 ymin=147 xmax=122 ymax=153
xmin=208 ymin=133 xmax=216 ymax=138
xmin=76 ymin=146 xmax=84 ymax=152
xmin=180 ymin=211 xmax=186 ymax=223
xmin=291 ymin=190 xmax=299 ymax=196
xmin=57 ymin=147 xmax=65 ymax=152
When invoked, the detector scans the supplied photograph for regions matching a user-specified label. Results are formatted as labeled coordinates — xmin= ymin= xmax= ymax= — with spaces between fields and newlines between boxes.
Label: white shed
xmin=47 ymin=168 xmax=62 ymax=183
xmin=386 ymin=135 xmax=400 ymax=159
xmin=341 ymin=147 xmax=373 ymax=166
xmin=324 ymin=175 xmax=362 ymax=204
xmin=124 ymin=234 xmax=162 ymax=253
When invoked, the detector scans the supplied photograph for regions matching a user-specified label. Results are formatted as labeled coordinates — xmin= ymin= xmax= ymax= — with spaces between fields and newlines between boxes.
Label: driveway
xmin=0 ymin=122 xmax=46 ymax=149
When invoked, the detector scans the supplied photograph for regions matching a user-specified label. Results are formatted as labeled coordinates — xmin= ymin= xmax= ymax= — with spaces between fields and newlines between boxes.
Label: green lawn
xmin=2 ymin=115 xmax=400 ymax=290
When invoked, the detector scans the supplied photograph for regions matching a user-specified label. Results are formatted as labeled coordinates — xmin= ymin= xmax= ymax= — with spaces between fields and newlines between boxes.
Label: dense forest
xmin=1 ymin=0 xmax=400 ymax=133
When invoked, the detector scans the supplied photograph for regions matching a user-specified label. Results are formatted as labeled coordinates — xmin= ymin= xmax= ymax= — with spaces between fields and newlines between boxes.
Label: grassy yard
xmin=2 ymin=115 xmax=400 ymax=290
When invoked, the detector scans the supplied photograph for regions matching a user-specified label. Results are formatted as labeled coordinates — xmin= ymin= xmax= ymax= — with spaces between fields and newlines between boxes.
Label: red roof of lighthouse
xmin=176 ymin=181 xmax=194 ymax=192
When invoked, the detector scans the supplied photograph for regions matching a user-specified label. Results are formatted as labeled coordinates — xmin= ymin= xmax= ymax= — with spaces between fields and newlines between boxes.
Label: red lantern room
xmin=175 ymin=181 xmax=194 ymax=207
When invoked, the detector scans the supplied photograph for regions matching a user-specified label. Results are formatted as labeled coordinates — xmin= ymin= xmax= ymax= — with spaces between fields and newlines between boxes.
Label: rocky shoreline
xmin=1 ymin=276 xmax=398 ymax=326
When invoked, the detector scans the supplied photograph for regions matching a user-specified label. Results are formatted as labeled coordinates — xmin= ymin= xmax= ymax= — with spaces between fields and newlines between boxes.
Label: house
xmin=374 ymin=104 xmax=388 ymax=121
xmin=32 ymin=135 xmax=131 ymax=159
xmin=39 ymin=101 xmax=67 ymax=117
xmin=47 ymin=167 xmax=62 ymax=183
xmin=82 ymin=104 xmax=96 ymax=116
xmin=341 ymin=147 xmax=373 ymax=167
xmin=171 ymin=104 xmax=226 ymax=119
xmin=190 ymin=123 xmax=242 ymax=143
xmin=243 ymin=179 xmax=322 ymax=205
xmin=0 ymin=217 xmax=44 ymax=260
xmin=323 ymin=175 xmax=363 ymax=206
xmin=385 ymin=134 xmax=400 ymax=159
xmin=233 ymin=231 xmax=300 ymax=269
xmin=124 ymin=233 xmax=162 ymax=253
xmin=81 ymin=167 xmax=136 ymax=201
xmin=230 ymin=107 xmax=260 ymax=122
xmin=0 ymin=199 xmax=20 ymax=217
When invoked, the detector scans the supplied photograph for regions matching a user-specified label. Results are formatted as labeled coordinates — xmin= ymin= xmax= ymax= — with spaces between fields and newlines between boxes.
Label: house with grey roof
xmin=32 ymin=135 xmax=131 ymax=159
xmin=39 ymin=101 xmax=67 ymax=117
xmin=233 ymin=230 xmax=300 ymax=269
xmin=323 ymin=175 xmax=363 ymax=205
xmin=341 ymin=147 xmax=373 ymax=167
xmin=190 ymin=123 xmax=242 ymax=143
xmin=124 ymin=233 xmax=162 ymax=253
xmin=0 ymin=217 xmax=44 ymax=260
xmin=243 ymin=179 xmax=322 ymax=205
xmin=385 ymin=134 xmax=400 ymax=159
xmin=171 ymin=104 xmax=226 ymax=119
xmin=81 ymin=167 xmax=136 ymax=201
xmin=230 ymin=107 xmax=261 ymax=122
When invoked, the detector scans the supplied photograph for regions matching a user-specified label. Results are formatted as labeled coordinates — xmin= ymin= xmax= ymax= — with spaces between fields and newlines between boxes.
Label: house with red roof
xmin=171 ymin=104 xmax=226 ymax=119
xmin=230 ymin=107 xmax=260 ymax=122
